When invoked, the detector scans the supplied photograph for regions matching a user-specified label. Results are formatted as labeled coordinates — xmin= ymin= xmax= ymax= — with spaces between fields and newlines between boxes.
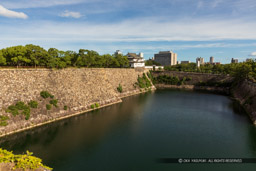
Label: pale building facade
xmin=154 ymin=51 xmax=177 ymax=66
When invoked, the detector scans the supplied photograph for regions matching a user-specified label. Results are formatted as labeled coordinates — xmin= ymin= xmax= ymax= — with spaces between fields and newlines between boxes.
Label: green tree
xmin=0 ymin=51 xmax=6 ymax=65
xmin=25 ymin=44 xmax=50 ymax=67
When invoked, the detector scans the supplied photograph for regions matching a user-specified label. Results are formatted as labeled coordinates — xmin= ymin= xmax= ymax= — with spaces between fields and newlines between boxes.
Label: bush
xmin=117 ymin=84 xmax=123 ymax=93
xmin=49 ymin=99 xmax=58 ymax=107
xmin=22 ymin=106 xmax=30 ymax=120
xmin=46 ymin=104 xmax=52 ymax=110
xmin=186 ymin=77 xmax=192 ymax=81
xmin=28 ymin=101 xmax=38 ymax=108
xmin=40 ymin=91 xmax=53 ymax=99
xmin=95 ymin=103 xmax=100 ymax=108
xmin=0 ymin=115 xmax=9 ymax=126
xmin=6 ymin=101 xmax=31 ymax=119
xmin=91 ymin=104 xmax=95 ymax=109
xmin=136 ymin=73 xmax=152 ymax=89
xmin=6 ymin=105 xmax=19 ymax=116
xmin=64 ymin=105 xmax=68 ymax=110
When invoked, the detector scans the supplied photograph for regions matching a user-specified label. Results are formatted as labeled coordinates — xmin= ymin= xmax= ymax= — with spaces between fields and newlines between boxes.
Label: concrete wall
xmin=0 ymin=68 xmax=152 ymax=136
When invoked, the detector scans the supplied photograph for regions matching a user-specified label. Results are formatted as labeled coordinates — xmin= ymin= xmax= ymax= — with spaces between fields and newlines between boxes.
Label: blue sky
xmin=1 ymin=0 xmax=256 ymax=63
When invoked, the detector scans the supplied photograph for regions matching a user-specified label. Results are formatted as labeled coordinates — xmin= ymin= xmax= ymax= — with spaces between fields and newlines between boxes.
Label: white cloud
xmin=59 ymin=10 xmax=83 ymax=18
xmin=1 ymin=0 xmax=87 ymax=9
xmin=1 ymin=17 xmax=256 ymax=44
xmin=0 ymin=5 xmax=28 ymax=19
xmin=249 ymin=52 xmax=256 ymax=56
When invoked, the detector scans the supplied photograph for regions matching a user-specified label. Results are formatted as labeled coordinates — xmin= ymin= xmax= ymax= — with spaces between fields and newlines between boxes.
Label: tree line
xmin=0 ymin=44 xmax=129 ymax=68
xmin=164 ymin=62 xmax=256 ymax=81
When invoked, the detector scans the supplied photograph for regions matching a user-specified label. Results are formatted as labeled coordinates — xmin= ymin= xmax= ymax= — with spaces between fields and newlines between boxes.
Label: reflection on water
xmin=0 ymin=92 xmax=153 ymax=165
xmin=1 ymin=90 xmax=256 ymax=171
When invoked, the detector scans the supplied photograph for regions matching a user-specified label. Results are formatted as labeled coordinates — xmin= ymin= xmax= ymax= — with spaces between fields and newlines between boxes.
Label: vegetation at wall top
xmin=0 ymin=44 xmax=129 ymax=68
xmin=145 ymin=59 xmax=161 ymax=66
xmin=164 ymin=61 xmax=256 ymax=82
xmin=0 ymin=148 xmax=52 ymax=170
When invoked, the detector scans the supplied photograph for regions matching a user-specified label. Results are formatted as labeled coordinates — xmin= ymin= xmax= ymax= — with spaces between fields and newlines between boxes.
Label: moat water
xmin=1 ymin=89 xmax=256 ymax=171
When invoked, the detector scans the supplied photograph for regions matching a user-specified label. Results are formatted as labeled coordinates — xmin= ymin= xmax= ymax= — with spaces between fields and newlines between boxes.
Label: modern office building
xmin=154 ymin=51 xmax=177 ymax=66
xmin=126 ymin=52 xmax=145 ymax=68
xmin=210 ymin=56 xmax=214 ymax=64
xmin=196 ymin=57 xmax=204 ymax=67
xmin=231 ymin=58 xmax=238 ymax=63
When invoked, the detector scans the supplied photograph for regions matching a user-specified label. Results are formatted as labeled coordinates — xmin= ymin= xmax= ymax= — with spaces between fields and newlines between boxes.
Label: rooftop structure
xmin=126 ymin=52 xmax=145 ymax=68
xmin=114 ymin=50 xmax=122 ymax=56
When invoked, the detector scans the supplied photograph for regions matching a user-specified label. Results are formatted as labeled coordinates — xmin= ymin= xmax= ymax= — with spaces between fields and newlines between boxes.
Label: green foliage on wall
xmin=117 ymin=84 xmax=123 ymax=93
xmin=28 ymin=100 xmax=38 ymax=108
xmin=40 ymin=91 xmax=54 ymax=99
xmin=136 ymin=73 xmax=152 ymax=88
xmin=91 ymin=104 xmax=95 ymax=109
xmin=154 ymin=75 xmax=180 ymax=85
xmin=6 ymin=101 xmax=30 ymax=120
xmin=49 ymin=99 xmax=58 ymax=107
xmin=95 ymin=103 xmax=100 ymax=108
xmin=46 ymin=104 xmax=52 ymax=110
xmin=0 ymin=116 xmax=9 ymax=126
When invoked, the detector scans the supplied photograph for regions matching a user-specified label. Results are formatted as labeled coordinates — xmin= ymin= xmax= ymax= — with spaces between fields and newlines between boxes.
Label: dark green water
xmin=1 ymin=89 xmax=256 ymax=171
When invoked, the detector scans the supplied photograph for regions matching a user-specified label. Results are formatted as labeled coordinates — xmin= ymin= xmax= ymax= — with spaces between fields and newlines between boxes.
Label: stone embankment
xmin=152 ymin=71 xmax=233 ymax=94
xmin=231 ymin=80 xmax=256 ymax=124
xmin=0 ymin=68 xmax=155 ymax=137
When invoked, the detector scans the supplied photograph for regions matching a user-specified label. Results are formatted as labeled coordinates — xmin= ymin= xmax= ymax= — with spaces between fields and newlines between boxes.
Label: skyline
xmin=0 ymin=0 xmax=256 ymax=63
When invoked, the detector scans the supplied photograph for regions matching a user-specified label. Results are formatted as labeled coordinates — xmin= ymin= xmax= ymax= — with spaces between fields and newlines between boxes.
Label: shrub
xmin=64 ymin=105 xmax=68 ymax=110
xmin=46 ymin=104 xmax=52 ymax=110
xmin=186 ymin=77 xmax=192 ymax=81
xmin=6 ymin=102 xmax=31 ymax=119
xmin=15 ymin=101 xmax=26 ymax=110
xmin=22 ymin=106 xmax=30 ymax=120
xmin=136 ymin=73 xmax=152 ymax=89
xmin=0 ymin=115 xmax=9 ymax=126
xmin=117 ymin=84 xmax=123 ymax=93
xmin=95 ymin=103 xmax=100 ymax=108
xmin=6 ymin=105 xmax=19 ymax=116
xmin=91 ymin=104 xmax=95 ymax=109
xmin=40 ymin=91 xmax=53 ymax=99
xmin=28 ymin=101 xmax=38 ymax=108
xmin=49 ymin=99 xmax=58 ymax=107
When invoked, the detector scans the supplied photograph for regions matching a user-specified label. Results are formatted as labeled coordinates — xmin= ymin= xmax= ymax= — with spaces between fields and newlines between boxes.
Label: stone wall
xmin=0 ymin=68 xmax=152 ymax=136
xmin=231 ymin=80 xmax=256 ymax=124
xmin=152 ymin=71 xmax=233 ymax=85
